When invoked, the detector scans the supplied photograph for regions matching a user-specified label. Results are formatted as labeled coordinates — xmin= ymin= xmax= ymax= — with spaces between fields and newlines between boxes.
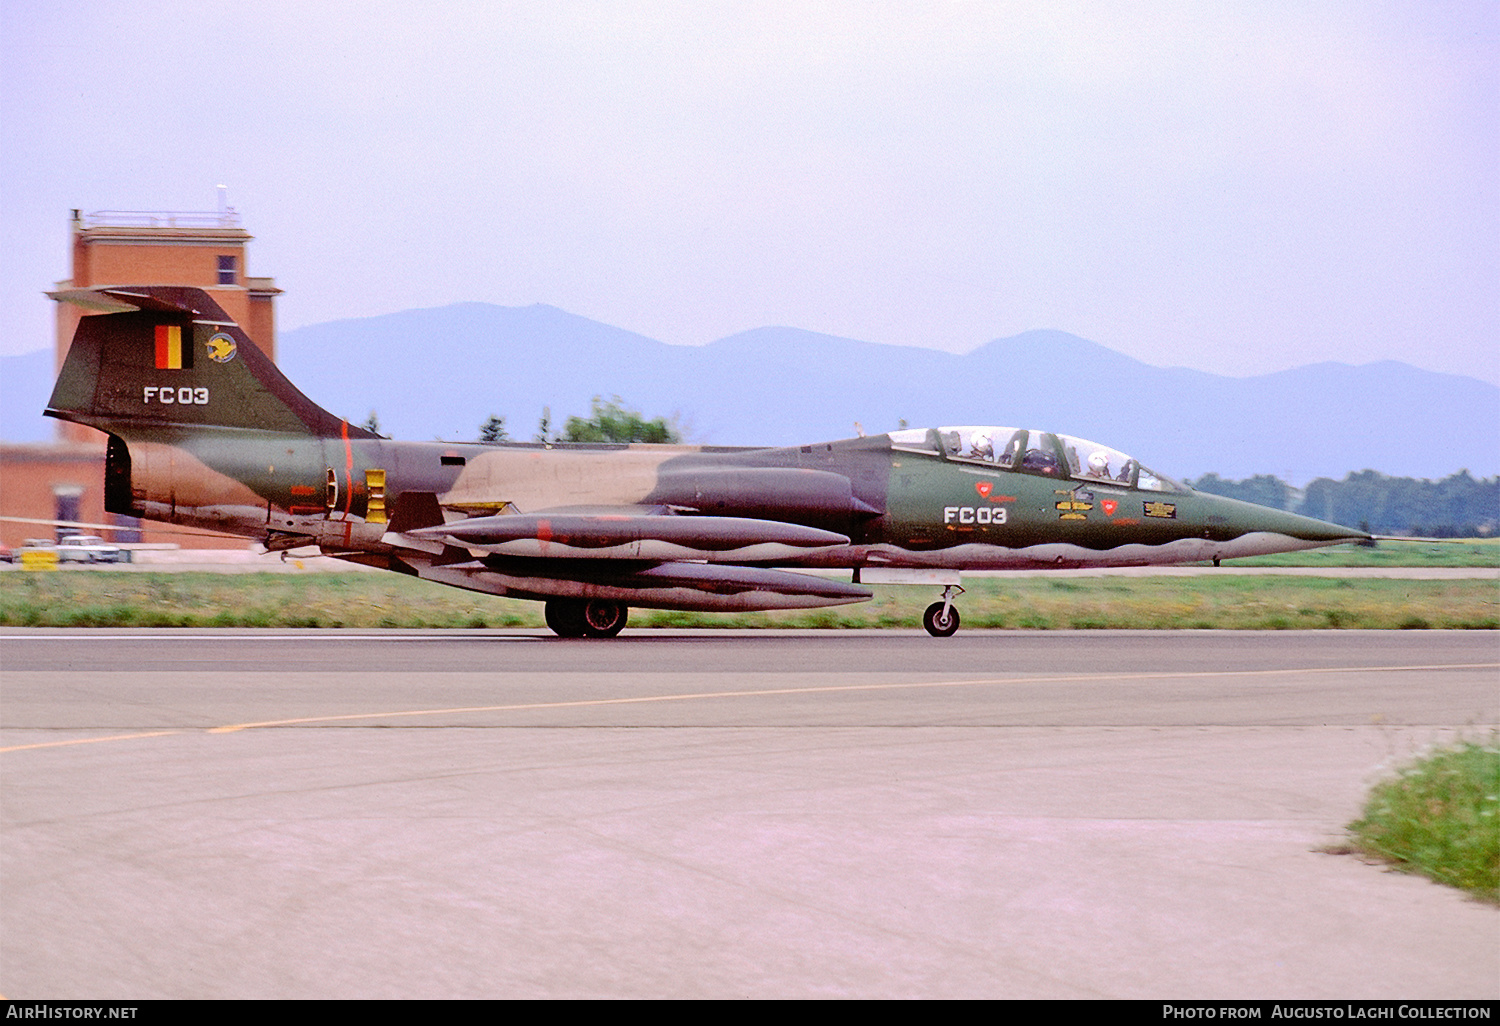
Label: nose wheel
xmin=922 ymin=585 xmax=964 ymax=637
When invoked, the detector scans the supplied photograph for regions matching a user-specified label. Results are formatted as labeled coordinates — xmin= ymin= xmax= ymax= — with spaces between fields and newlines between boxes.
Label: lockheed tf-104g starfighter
xmin=45 ymin=286 xmax=1370 ymax=636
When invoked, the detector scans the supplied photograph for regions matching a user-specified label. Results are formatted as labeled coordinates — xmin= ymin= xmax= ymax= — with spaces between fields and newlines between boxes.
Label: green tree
xmin=478 ymin=414 xmax=508 ymax=443
xmin=1189 ymin=473 xmax=1293 ymax=511
xmin=361 ymin=409 xmax=381 ymax=435
xmin=1193 ymin=470 xmax=1498 ymax=536
xmin=563 ymin=395 xmax=682 ymax=444
xmin=1297 ymin=470 xmax=1498 ymax=536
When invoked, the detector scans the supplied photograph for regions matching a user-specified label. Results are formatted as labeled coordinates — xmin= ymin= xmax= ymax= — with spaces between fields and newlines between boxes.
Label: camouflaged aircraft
xmin=46 ymin=285 xmax=1371 ymax=636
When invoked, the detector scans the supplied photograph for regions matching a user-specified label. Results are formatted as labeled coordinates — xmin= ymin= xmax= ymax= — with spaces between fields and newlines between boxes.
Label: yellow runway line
xmin=0 ymin=730 xmax=182 ymax=754
xmin=208 ymin=662 xmax=1499 ymax=733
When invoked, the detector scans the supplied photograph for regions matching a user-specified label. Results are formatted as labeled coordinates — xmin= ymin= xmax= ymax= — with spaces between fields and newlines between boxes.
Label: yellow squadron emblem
xmin=205 ymin=333 xmax=237 ymax=363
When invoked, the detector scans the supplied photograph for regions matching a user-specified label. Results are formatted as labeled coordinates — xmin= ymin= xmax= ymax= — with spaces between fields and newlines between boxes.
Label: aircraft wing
xmin=403 ymin=507 xmax=873 ymax=611
xmin=408 ymin=509 xmax=850 ymax=563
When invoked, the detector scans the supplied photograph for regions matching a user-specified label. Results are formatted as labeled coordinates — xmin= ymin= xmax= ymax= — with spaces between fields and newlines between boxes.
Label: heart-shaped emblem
xmin=976 ymin=482 xmax=992 ymax=498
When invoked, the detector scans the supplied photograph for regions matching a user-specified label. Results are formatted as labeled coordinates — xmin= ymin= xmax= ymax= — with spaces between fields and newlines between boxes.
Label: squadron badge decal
xmin=205 ymin=332 xmax=237 ymax=363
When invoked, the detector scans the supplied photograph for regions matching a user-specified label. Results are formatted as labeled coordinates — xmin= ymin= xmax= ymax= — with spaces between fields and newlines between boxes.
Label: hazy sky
xmin=3 ymin=1 xmax=1496 ymax=384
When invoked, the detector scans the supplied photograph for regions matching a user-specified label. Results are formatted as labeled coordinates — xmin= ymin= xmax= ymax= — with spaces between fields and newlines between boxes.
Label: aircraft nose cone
xmin=1291 ymin=514 xmax=1372 ymax=544
xmin=1202 ymin=493 xmax=1373 ymax=549
xmin=1240 ymin=503 xmax=1369 ymax=542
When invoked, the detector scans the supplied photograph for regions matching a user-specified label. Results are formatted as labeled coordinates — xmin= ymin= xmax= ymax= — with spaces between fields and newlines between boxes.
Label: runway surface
xmin=2 ymin=628 xmax=1496 ymax=998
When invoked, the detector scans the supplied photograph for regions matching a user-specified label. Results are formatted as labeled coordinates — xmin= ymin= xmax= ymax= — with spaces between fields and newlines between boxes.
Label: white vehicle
xmin=57 ymin=535 xmax=122 ymax=563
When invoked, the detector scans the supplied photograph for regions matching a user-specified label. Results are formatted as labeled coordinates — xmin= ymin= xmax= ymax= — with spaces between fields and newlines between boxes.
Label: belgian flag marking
xmin=153 ymin=324 xmax=191 ymax=369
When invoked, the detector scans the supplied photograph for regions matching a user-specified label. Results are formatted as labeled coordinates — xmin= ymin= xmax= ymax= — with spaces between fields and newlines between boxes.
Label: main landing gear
xmin=922 ymin=584 xmax=964 ymax=638
xmin=544 ymin=599 xmax=629 ymax=638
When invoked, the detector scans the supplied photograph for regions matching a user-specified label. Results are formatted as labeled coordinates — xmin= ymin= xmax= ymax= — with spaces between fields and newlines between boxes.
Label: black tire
xmin=581 ymin=600 xmax=628 ymax=638
xmin=923 ymin=601 xmax=960 ymax=638
xmin=544 ymin=599 xmax=588 ymax=638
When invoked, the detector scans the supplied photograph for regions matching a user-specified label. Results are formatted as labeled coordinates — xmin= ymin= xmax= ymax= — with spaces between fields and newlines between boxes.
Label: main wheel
xmin=544 ymin=599 xmax=589 ymax=638
xmin=922 ymin=601 xmax=960 ymax=638
xmin=581 ymin=600 xmax=628 ymax=638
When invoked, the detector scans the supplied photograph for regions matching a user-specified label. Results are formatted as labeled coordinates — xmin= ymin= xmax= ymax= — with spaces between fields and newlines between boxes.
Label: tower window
xmin=217 ymin=255 xmax=237 ymax=284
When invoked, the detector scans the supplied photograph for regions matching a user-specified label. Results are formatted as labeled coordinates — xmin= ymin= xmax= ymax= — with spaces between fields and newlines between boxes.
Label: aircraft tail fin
xmin=46 ymin=285 xmax=376 ymax=439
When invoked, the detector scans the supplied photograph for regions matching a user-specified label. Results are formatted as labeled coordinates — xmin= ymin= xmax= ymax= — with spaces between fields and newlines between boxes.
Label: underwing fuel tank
xmin=420 ymin=560 xmax=874 ymax=612
xmin=411 ymin=512 xmax=850 ymax=562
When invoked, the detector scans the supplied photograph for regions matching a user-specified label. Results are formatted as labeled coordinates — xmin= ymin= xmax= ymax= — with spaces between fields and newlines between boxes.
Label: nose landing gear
xmin=922 ymin=584 xmax=964 ymax=637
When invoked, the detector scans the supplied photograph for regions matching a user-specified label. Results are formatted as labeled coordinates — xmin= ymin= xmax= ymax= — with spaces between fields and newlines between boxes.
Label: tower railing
xmin=79 ymin=209 xmax=243 ymax=229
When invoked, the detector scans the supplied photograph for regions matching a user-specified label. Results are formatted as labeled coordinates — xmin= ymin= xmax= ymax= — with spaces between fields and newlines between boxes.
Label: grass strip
xmin=1342 ymin=737 xmax=1500 ymax=904
xmin=1 ymin=571 xmax=1494 ymax=630
xmin=1203 ymin=537 xmax=1498 ymax=568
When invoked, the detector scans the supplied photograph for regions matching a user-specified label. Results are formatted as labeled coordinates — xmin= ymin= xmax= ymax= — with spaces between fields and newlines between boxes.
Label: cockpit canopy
xmin=888 ymin=426 xmax=1185 ymax=493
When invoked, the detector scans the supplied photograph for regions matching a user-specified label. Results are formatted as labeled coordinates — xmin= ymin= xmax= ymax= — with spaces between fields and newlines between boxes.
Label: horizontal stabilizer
xmin=45 ymin=285 xmax=378 ymax=440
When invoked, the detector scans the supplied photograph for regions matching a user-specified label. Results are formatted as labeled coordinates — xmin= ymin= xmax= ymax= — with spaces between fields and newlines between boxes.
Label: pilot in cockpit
xmin=1023 ymin=447 xmax=1060 ymax=475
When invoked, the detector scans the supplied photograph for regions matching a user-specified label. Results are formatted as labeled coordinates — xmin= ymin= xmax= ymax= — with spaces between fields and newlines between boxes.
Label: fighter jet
xmin=44 ymin=285 xmax=1370 ymax=636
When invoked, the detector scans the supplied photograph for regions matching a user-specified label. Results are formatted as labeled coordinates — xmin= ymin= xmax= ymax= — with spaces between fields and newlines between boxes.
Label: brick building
xmin=0 ymin=204 xmax=281 ymax=549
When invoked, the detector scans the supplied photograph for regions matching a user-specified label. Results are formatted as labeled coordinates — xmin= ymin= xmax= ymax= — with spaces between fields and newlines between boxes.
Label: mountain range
xmin=4 ymin=302 xmax=1496 ymax=485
